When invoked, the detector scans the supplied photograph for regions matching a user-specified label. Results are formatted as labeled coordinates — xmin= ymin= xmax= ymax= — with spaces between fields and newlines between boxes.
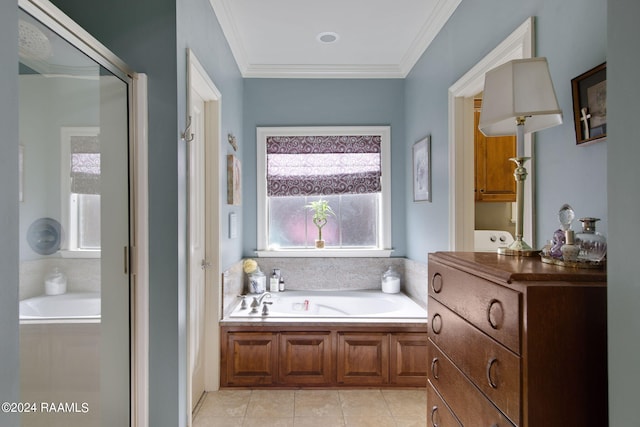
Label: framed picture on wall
xmin=412 ymin=136 xmax=431 ymax=202
xmin=571 ymin=62 xmax=607 ymax=145
xmin=227 ymin=154 xmax=241 ymax=205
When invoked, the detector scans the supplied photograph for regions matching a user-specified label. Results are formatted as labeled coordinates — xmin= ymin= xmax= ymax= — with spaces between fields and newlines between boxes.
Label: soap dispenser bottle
xmin=269 ymin=269 xmax=279 ymax=292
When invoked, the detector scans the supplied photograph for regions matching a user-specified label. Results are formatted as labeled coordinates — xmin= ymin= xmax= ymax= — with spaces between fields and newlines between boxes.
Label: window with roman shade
xmin=257 ymin=126 xmax=392 ymax=256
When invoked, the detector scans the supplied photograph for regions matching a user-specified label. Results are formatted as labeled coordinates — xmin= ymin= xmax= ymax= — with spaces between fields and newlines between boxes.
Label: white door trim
xmin=185 ymin=49 xmax=222 ymax=424
xmin=448 ymin=17 xmax=535 ymax=250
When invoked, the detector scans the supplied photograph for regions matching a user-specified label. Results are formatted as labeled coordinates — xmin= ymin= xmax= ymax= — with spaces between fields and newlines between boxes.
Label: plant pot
xmin=315 ymin=239 xmax=325 ymax=249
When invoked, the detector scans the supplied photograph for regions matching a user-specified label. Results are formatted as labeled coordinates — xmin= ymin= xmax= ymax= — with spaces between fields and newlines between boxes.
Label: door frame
xmin=185 ymin=49 xmax=222 ymax=421
xmin=448 ymin=17 xmax=535 ymax=250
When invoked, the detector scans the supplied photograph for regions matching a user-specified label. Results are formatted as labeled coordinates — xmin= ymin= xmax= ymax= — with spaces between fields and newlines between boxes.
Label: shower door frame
xmin=18 ymin=1 xmax=149 ymax=426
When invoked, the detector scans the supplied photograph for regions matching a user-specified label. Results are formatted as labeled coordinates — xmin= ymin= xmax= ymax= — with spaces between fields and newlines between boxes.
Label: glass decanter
xmin=576 ymin=217 xmax=607 ymax=262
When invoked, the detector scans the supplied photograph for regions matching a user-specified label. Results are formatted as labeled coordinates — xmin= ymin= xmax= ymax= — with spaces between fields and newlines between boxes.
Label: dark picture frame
xmin=571 ymin=62 xmax=606 ymax=146
xmin=412 ymin=136 xmax=431 ymax=202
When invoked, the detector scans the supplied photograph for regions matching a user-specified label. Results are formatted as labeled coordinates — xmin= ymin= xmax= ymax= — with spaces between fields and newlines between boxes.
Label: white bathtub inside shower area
xmin=19 ymin=260 xmax=101 ymax=426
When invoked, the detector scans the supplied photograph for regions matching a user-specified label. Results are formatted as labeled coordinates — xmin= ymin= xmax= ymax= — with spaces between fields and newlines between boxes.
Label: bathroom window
xmin=60 ymin=127 xmax=101 ymax=256
xmin=256 ymin=126 xmax=392 ymax=256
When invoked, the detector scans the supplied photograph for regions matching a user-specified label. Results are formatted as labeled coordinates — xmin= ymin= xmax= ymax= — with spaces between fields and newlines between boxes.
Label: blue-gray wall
xmin=0 ymin=2 xmax=20 ymax=426
xmin=405 ymin=0 xmax=607 ymax=261
xmin=608 ymin=0 xmax=640 ymax=424
xmin=242 ymin=78 xmax=406 ymax=256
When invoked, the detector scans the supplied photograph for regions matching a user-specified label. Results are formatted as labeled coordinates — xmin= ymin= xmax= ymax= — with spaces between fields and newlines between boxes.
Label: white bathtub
xmin=227 ymin=290 xmax=427 ymax=320
xmin=19 ymin=292 xmax=100 ymax=320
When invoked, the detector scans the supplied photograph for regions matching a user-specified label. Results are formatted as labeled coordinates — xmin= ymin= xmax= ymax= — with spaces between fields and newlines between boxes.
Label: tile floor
xmin=193 ymin=389 xmax=427 ymax=427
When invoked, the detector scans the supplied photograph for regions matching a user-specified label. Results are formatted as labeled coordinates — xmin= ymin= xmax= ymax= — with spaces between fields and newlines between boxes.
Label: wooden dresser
xmin=427 ymin=252 xmax=607 ymax=426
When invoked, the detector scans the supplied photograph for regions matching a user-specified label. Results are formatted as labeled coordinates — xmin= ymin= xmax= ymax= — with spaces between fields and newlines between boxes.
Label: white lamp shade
xmin=479 ymin=57 xmax=563 ymax=136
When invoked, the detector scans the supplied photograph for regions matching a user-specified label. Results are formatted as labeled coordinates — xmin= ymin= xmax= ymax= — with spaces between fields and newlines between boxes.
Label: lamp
xmin=479 ymin=57 xmax=562 ymax=256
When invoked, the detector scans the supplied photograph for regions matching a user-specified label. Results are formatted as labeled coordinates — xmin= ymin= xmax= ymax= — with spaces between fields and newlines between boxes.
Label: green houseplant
xmin=305 ymin=199 xmax=335 ymax=248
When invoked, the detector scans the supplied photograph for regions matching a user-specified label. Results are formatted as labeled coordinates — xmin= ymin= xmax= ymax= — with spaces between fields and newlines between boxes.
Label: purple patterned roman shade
xmin=70 ymin=135 xmax=100 ymax=195
xmin=267 ymin=135 xmax=382 ymax=197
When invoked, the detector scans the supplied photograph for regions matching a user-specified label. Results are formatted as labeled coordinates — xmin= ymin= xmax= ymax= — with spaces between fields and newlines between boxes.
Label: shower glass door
xmin=18 ymin=4 xmax=131 ymax=426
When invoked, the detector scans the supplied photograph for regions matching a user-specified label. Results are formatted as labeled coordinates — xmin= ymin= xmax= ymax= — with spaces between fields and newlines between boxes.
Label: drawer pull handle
xmin=431 ymin=273 xmax=443 ymax=293
xmin=486 ymin=357 xmax=498 ymax=389
xmin=430 ymin=357 xmax=440 ymax=379
xmin=430 ymin=406 xmax=440 ymax=427
xmin=431 ymin=314 xmax=443 ymax=335
xmin=487 ymin=299 xmax=504 ymax=330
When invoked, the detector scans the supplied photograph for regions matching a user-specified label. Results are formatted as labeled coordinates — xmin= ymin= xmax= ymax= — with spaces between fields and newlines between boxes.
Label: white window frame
xmin=60 ymin=126 xmax=101 ymax=258
xmin=256 ymin=126 xmax=392 ymax=257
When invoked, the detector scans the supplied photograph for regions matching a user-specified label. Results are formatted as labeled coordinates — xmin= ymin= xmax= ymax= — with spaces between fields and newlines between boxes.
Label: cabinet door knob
xmin=487 ymin=299 xmax=504 ymax=330
xmin=430 ymin=357 xmax=440 ymax=379
xmin=431 ymin=314 xmax=443 ymax=335
xmin=486 ymin=357 xmax=498 ymax=389
xmin=431 ymin=273 xmax=443 ymax=293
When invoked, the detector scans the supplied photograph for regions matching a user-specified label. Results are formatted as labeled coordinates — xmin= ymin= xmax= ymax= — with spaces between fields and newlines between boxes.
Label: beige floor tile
xmin=246 ymin=390 xmax=296 ymax=418
xmin=393 ymin=418 xmax=428 ymax=427
xmin=343 ymin=416 xmax=396 ymax=427
xmin=338 ymin=390 xmax=392 ymax=418
xmin=243 ymin=417 xmax=294 ymax=427
xmin=294 ymin=416 xmax=346 ymax=426
xmin=192 ymin=413 xmax=243 ymax=427
xmin=197 ymin=390 xmax=252 ymax=418
xmin=381 ymin=389 xmax=427 ymax=419
xmin=294 ymin=390 xmax=342 ymax=417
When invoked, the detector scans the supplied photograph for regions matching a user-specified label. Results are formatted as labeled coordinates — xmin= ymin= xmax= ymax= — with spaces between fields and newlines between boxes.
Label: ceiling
xmin=209 ymin=0 xmax=462 ymax=79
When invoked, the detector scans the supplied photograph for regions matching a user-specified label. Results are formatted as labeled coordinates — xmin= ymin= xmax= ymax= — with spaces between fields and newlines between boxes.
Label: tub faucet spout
xmin=250 ymin=292 xmax=272 ymax=314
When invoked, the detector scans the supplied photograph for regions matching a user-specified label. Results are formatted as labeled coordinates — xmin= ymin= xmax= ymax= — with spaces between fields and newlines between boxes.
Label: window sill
xmin=255 ymin=249 xmax=393 ymax=258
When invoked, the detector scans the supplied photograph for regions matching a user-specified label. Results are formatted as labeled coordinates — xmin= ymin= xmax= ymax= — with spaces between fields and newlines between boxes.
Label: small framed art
xmin=412 ymin=136 xmax=431 ymax=202
xmin=227 ymin=154 xmax=241 ymax=205
xmin=571 ymin=62 xmax=606 ymax=145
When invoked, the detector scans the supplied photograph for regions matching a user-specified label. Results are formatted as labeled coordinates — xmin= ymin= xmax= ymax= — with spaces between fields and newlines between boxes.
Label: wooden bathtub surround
xmin=427 ymin=252 xmax=607 ymax=427
xmin=221 ymin=324 xmax=428 ymax=388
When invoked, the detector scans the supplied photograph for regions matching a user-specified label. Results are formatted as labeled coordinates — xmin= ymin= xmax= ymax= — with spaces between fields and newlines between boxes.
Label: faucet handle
xmin=262 ymin=301 xmax=272 ymax=316
xmin=238 ymin=295 xmax=248 ymax=310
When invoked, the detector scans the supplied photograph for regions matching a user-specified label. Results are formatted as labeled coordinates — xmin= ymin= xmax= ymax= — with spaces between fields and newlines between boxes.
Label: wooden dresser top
xmin=430 ymin=251 xmax=607 ymax=285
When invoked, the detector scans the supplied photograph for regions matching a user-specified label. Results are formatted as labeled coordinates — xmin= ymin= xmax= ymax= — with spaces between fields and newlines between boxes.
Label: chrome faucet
xmin=250 ymin=292 xmax=272 ymax=314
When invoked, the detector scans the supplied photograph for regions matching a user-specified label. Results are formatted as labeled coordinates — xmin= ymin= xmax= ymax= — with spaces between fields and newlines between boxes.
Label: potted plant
xmin=305 ymin=199 xmax=335 ymax=248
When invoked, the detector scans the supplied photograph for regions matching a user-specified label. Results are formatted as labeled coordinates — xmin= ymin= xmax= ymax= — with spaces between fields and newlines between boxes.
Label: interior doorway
xmin=448 ymin=17 xmax=535 ymax=251
xmin=186 ymin=49 xmax=222 ymax=423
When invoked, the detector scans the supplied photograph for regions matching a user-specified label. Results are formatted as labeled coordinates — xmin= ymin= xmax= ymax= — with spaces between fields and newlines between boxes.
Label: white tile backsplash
xmin=221 ymin=257 xmax=428 ymax=315
xmin=20 ymin=258 xmax=100 ymax=300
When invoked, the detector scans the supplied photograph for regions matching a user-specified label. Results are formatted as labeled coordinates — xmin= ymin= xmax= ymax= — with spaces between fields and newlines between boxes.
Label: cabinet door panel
xmin=474 ymin=107 xmax=516 ymax=202
xmin=428 ymin=340 xmax=516 ymax=426
xmin=390 ymin=333 xmax=428 ymax=386
xmin=278 ymin=332 xmax=333 ymax=385
xmin=225 ymin=332 xmax=277 ymax=385
xmin=337 ymin=333 xmax=389 ymax=385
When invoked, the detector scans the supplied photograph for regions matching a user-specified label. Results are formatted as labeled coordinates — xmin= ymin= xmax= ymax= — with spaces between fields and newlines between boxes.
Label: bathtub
xmin=227 ymin=290 xmax=427 ymax=321
xmin=19 ymin=292 xmax=100 ymax=321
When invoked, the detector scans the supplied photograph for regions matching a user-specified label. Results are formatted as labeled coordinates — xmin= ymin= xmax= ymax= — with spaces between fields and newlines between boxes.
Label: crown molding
xmin=210 ymin=0 xmax=461 ymax=79
xmin=399 ymin=0 xmax=462 ymax=77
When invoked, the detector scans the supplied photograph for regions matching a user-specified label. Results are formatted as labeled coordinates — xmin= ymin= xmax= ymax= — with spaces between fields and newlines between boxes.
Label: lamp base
xmin=497 ymin=238 xmax=540 ymax=257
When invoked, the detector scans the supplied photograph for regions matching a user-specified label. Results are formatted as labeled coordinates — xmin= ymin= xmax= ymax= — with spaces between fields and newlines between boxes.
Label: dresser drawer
xmin=428 ymin=339 xmax=516 ymax=427
xmin=427 ymin=380 xmax=461 ymax=427
xmin=429 ymin=259 xmax=521 ymax=354
xmin=429 ymin=297 xmax=521 ymax=424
